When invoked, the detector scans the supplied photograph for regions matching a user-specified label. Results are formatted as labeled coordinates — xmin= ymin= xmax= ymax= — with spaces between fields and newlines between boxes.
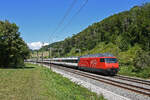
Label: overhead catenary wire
xmin=52 ymin=0 xmax=77 ymax=35
xmin=50 ymin=0 xmax=88 ymax=41
xmin=48 ymin=0 xmax=88 ymax=58
xmin=48 ymin=0 xmax=77 ymax=59
xmin=60 ymin=0 xmax=88 ymax=32
xmin=57 ymin=0 xmax=88 ymax=56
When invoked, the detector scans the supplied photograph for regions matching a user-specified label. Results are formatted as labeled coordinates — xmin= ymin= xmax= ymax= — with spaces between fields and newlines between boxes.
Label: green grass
xmin=0 ymin=63 xmax=106 ymax=100
xmin=118 ymin=66 xmax=150 ymax=79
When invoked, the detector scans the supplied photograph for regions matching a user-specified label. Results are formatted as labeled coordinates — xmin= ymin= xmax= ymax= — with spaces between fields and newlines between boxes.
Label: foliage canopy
xmin=0 ymin=20 xmax=30 ymax=67
xmin=40 ymin=3 xmax=150 ymax=70
xmin=42 ymin=3 xmax=150 ymax=55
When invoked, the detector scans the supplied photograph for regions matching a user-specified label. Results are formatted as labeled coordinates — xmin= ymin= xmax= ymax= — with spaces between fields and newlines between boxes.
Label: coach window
xmin=100 ymin=58 xmax=105 ymax=62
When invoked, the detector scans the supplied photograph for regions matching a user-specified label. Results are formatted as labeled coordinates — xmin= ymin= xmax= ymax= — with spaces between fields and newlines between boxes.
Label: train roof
xmin=45 ymin=53 xmax=115 ymax=60
xmin=52 ymin=57 xmax=78 ymax=60
xmin=79 ymin=53 xmax=115 ymax=58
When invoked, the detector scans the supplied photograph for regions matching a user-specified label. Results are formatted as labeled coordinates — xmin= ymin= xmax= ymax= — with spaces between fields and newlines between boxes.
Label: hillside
xmin=41 ymin=3 xmax=150 ymax=55
xmin=38 ymin=3 xmax=150 ymax=78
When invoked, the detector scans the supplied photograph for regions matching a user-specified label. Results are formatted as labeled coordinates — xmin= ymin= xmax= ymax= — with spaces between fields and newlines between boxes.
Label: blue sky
xmin=0 ymin=0 xmax=149 ymax=49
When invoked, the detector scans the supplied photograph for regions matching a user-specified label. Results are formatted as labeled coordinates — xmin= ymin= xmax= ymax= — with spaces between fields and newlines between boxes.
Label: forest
xmin=38 ymin=3 xmax=150 ymax=77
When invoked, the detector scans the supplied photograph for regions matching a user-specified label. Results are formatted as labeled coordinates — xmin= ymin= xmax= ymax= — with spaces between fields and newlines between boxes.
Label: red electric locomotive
xmin=78 ymin=53 xmax=119 ymax=75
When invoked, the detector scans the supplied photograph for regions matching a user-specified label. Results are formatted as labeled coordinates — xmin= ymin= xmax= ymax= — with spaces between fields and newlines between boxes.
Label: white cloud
xmin=43 ymin=43 xmax=49 ymax=46
xmin=27 ymin=42 xmax=49 ymax=50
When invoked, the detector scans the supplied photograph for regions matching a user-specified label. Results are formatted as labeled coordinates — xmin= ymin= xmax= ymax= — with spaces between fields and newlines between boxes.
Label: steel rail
xmin=114 ymin=75 xmax=150 ymax=86
xmin=51 ymin=64 xmax=150 ymax=97
xmin=35 ymin=61 xmax=150 ymax=97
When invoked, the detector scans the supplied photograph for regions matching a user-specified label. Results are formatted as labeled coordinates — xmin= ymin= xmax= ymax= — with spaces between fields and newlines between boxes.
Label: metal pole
xmin=37 ymin=50 xmax=39 ymax=62
xmin=58 ymin=48 xmax=62 ymax=57
xmin=50 ymin=47 xmax=52 ymax=69
xmin=79 ymin=49 xmax=81 ymax=56
xmin=42 ymin=42 xmax=44 ymax=62
xmin=49 ymin=48 xmax=50 ymax=58
xmin=58 ymin=49 xmax=60 ymax=57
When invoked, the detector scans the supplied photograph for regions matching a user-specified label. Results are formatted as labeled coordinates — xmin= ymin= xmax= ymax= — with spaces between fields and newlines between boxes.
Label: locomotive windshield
xmin=105 ymin=58 xmax=117 ymax=63
xmin=100 ymin=58 xmax=117 ymax=63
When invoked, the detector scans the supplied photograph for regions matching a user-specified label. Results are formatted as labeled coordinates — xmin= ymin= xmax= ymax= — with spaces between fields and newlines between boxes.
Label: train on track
xmin=43 ymin=53 xmax=119 ymax=75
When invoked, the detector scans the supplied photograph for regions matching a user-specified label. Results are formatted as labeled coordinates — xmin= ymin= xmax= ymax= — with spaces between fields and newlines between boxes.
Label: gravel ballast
xmin=33 ymin=63 xmax=150 ymax=100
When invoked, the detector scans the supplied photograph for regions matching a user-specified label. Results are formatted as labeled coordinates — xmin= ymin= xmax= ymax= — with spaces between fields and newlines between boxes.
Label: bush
xmin=133 ymin=50 xmax=150 ymax=72
xmin=119 ymin=65 xmax=150 ymax=79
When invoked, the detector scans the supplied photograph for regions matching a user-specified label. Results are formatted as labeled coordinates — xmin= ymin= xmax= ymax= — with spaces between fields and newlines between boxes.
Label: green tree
xmin=0 ymin=20 xmax=30 ymax=67
xmin=40 ymin=3 xmax=150 ymax=58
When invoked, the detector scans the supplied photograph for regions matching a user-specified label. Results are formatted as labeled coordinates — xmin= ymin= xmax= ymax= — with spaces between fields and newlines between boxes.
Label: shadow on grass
xmin=0 ymin=66 xmax=35 ymax=69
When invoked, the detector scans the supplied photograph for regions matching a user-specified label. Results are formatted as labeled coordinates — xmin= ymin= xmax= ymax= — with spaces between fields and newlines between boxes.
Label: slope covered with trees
xmin=0 ymin=20 xmax=30 ymax=67
xmin=43 ymin=3 xmax=150 ymax=54
xmin=40 ymin=3 xmax=150 ymax=77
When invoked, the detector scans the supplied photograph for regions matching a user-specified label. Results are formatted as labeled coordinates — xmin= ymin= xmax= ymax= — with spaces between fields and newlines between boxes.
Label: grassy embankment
xmin=118 ymin=66 xmax=150 ymax=79
xmin=0 ymin=63 xmax=106 ymax=100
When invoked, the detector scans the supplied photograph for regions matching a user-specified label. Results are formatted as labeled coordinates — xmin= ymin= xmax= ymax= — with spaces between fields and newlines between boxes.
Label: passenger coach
xmin=48 ymin=53 xmax=119 ymax=75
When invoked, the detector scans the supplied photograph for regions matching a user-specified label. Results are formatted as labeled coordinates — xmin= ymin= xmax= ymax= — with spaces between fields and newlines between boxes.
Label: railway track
xmin=114 ymin=75 xmax=150 ymax=86
xmin=34 ymin=61 xmax=150 ymax=97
